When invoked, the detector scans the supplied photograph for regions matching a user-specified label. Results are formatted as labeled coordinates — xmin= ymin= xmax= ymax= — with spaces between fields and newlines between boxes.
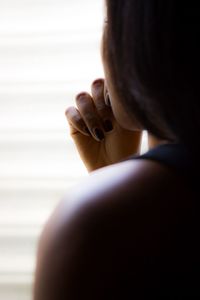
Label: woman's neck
xmin=148 ymin=133 xmax=170 ymax=150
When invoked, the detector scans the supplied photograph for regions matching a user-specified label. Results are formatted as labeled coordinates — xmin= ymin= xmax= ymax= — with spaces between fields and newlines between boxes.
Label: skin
xmin=65 ymin=77 xmax=163 ymax=172
xmin=65 ymin=78 xmax=143 ymax=172
xmin=34 ymin=158 xmax=193 ymax=299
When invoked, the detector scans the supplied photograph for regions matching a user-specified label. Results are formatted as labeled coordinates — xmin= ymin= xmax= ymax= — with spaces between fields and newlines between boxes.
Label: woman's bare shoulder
xmin=34 ymin=159 xmax=183 ymax=299
xmin=42 ymin=158 xmax=180 ymax=239
xmin=63 ymin=158 xmax=179 ymax=209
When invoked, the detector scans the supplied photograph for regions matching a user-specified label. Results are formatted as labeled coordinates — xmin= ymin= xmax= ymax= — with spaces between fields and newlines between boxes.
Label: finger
xmin=75 ymin=92 xmax=105 ymax=142
xmin=65 ymin=106 xmax=90 ymax=136
xmin=91 ymin=79 xmax=113 ymax=133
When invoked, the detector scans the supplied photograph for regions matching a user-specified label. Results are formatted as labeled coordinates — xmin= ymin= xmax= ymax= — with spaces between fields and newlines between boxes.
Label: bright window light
xmin=0 ymin=1 xmax=103 ymax=299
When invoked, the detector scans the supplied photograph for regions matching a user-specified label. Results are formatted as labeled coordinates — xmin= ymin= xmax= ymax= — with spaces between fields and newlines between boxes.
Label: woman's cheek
xmin=109 ymin=94 xmax=141 ymax=130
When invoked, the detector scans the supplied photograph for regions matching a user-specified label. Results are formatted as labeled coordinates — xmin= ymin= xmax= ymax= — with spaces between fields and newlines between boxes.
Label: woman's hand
xmin=65 ymin=79 xmax=142 ymax=172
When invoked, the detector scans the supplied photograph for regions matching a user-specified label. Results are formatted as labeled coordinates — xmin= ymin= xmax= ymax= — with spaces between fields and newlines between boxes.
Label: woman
xmin=34 ymin=1 xmax=200 ymax=298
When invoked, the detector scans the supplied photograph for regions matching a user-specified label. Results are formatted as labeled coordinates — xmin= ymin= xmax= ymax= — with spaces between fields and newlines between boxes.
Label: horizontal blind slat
xmin=0 ymin=1 xmax=102 ymax=299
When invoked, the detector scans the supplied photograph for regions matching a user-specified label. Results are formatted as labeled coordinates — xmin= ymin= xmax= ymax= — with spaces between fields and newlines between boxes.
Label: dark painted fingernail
xmin=103 ymin=120 xmax=113 ymax=132
xmin=93 ymin=128 xmax=104 ymax=141
xmin=84 ymin=127 xmax=91 ymax=135
xmin=105 ymin=94 xmax=111 ymax=106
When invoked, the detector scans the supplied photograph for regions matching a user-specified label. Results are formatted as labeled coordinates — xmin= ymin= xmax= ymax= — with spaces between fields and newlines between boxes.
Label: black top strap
xmin=129 ymin=143 xmax=197 ymax=178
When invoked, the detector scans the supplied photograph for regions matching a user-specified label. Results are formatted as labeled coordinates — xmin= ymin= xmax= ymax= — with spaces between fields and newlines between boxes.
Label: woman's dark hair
xmin=103 ymin=0 xmax=200 ymax=147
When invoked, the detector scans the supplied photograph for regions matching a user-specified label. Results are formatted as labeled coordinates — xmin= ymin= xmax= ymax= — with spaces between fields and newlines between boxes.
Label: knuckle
xmin=65 ymin=106 xmax=75 ymax=116
xmin=96 ymin=104 xmax=106 ymax=113
xmin=72 ymin=114 xmax=82 ymax=124
xmin=65 ymin=107 xmax=83 ymax=125
xmin=91 ymin=79 xmax=104 ymax=96
xmin=76 ymin=93 xmax=92 ymax=111
xmin=84 ymin=112 xmax=96 ymax=122
xmin=91 ymin=78 xmax=104 ymax=88
xmin=84 ymin=114 xmax=101 ymax=129
xmin=76 ymin=92 xmax=90 ymax=103
xmin=96 ymin=104 xmax=111 ymax=119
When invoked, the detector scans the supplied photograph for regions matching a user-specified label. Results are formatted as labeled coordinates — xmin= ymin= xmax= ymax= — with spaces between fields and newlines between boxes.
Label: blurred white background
xmin=0 ymin=0 xmax=104 ymax=299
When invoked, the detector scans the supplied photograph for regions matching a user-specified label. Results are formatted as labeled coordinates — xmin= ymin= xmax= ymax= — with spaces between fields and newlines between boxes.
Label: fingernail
xmin=103 ymin=120 xmax=113 ymax=132
xmin=84 ymin=127 xmax=91 ymax=135
xmin=105 ymin=94 xmax=111 ymax=106
xmin=93 ymin=128 xmax=104 ymax=141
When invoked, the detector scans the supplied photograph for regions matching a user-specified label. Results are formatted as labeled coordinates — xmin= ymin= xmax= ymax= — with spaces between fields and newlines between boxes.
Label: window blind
xmin=0 ymin=1 xmax=103 ymax=299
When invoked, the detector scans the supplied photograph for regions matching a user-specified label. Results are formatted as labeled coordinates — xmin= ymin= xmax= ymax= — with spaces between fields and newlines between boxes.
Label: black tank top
xmin=135 ymin=143 xmax=192 ymax=171
xmin=132 ymin=143 xmax=198 ymax=191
